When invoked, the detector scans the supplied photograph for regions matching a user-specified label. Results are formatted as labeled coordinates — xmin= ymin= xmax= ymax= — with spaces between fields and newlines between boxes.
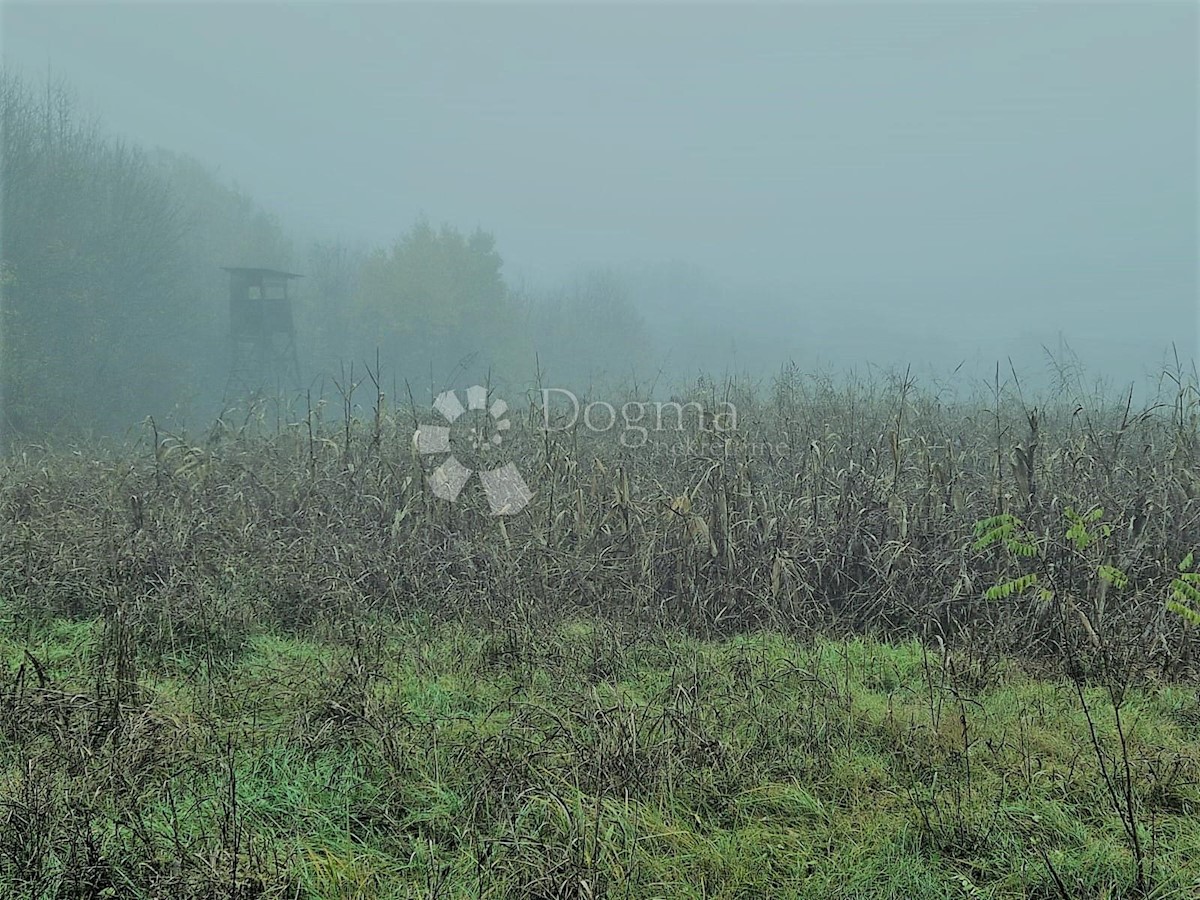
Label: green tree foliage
xmin=350 ymin=219 xmax=524 ymax=384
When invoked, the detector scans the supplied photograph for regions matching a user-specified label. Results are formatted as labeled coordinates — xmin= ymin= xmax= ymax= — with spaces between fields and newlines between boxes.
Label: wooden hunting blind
xmin=222 ymin=267 xmax=302 ymax=397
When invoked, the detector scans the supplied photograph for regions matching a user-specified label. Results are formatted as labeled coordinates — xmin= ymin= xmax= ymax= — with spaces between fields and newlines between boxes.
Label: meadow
xmin=1 ymin=365 xmax=1198 ymax=898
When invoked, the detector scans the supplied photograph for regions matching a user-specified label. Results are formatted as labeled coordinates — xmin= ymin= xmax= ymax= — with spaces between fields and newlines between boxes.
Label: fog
xmin=2 ymin=2 xmax=1196 ymax=434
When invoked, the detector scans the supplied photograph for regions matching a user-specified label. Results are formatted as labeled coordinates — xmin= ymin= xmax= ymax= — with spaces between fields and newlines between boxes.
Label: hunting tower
xmin=222 ymin=267 xmax=302 ymax=398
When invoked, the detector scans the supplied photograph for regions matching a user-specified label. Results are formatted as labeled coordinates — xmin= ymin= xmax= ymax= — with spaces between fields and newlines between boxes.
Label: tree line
xmin=1 ymin=70 xmax=652 ymax=443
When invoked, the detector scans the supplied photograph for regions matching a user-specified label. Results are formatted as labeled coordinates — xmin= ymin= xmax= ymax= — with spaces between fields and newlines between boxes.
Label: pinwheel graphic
xmin=413 ymin=385 xmax=533 ymax=515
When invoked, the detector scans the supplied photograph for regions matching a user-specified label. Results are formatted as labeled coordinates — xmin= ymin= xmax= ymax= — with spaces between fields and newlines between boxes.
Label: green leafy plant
xmin=1064 ymin=505 xmax=1110 ymax=551
xmin=972 ymin=514 xmax=1046 ymax=600
xmin=1168 ymin=552 xmax=1200 ymax=626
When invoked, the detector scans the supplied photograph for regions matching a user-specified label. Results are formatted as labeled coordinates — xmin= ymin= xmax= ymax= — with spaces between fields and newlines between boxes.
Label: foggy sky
xmin=3 ymin=2 xmax=1197 ymax=381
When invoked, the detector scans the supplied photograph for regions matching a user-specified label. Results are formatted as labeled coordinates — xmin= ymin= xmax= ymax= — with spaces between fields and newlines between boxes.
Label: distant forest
xmin=2 ymin=70 xmax=1185 ymax=446
xmin=0 ymin=71 xmax=654 ymax=441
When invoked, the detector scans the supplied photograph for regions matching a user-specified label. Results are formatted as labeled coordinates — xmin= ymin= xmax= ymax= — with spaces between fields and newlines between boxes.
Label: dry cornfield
xmin=8 ymin=367 xmax=1196 ymax=662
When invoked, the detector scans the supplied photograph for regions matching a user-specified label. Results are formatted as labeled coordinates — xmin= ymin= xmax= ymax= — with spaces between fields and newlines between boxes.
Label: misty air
xmin=1 ymin=4 xmax=1198 ymax=898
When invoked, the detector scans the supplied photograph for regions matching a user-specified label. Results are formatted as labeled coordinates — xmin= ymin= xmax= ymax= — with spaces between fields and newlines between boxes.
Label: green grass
xmin=0 ymin=611 xmax=1196 ymax=898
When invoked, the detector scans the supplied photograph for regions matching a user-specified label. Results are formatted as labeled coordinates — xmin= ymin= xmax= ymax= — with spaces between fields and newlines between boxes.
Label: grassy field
xmin=2 ymin=370 xmax=1200 ymax=897
xmin=1 ymin=610 xmax=1197 ymax=898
